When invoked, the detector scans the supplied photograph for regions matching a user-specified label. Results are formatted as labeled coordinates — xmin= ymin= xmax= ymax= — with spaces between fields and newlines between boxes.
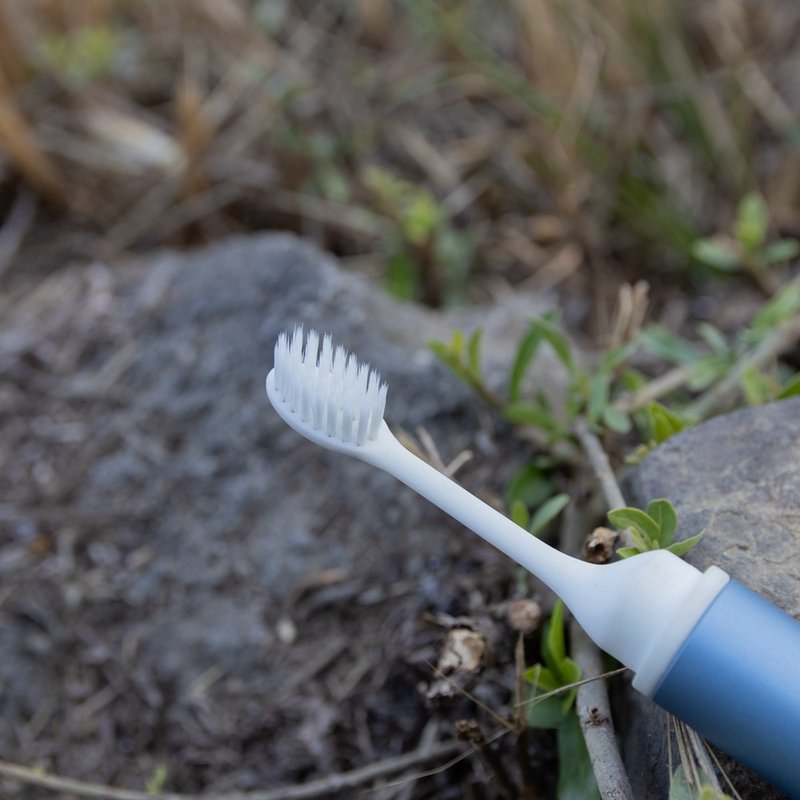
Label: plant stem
xmin=572 ymin=419 xmax=625 ymax=510
xmin=686 ymin=312 xmax=800 ymax=420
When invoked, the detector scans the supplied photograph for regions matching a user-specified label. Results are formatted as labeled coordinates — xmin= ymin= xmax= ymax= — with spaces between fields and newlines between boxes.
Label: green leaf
xmin=587 ymin=372 xmax=610 ymax=424
xmin=691 ymin=238 xmax=739 ymax=272
xmin=146 ymin=764 xmax=168 ymax=795
xmin=761 ymin=238 xmax=800 ymax=265
xmin=608 ymin=507 xmax=660 ymax=543
xmin=646 ymin=402 xmax=689 ymax=443
xmin=428 ymin=340 xmax=451 ymax=361
xmin=534 ymin=316 xmax=576 ymax=374
xmin=467 ymin=327 xmax=483 ymax=375
xmin=697 ymin=323 xmax=729 ymax=355
xmin=748 ymin=284 xmax=800 ymax=339
xmin=510 ymin=499 xmax=530 ymax=530
xmin=778 ymin=372 xmax=800 ymax=399
xmin=527 ymin=693 xmax=568 ymax=729
xmin=616 ymin=546 xmax=642 ymax=559
xmin=529 ymin=493 xmax=570 ymax=537
xmin=624 ymin=443 xmax=654 ymax=465
xmin=557 ymin=712 xmax=601 ymax=800
xmin=668 ymin=764 xmax=694 ymax=800
xmin=543 ymin=600 xmax=567 ymax=669
xmin=647 ymin=499 xmax=677 ymax=546
xmin=504 ymin=402 xmax=563 ymax=434
xmin=524 ymin=663 xmax=560 ymax=692
xmin=402 ymin=189 xmax=442 ymax=245
xmin=386 ymin=252 xmax=420 ymax=300
xmin=428 ymin=339 xmax=473 ymax=386
xmin=622 ymin=368 xmax=648 ymax=391
xmin=640 ymin=327 xmax=701 ymax=365
xmin=557 ymin=657 xmax=582 ymax=709
xmin=602 ymin=404 xmax=632 ymax=434
xmin=505 ymin=463 xmax=553 ymax=509
xmin=450 ymin=329 xmax=465 ymax=357
xmin=508 ymin=313 xmax=575 ymax=401
xmin=599 ymin=341 xmax=637 ymax=373
xmin=668 ymin=763 xmax=725 ymax=800
xmin=739 ymin=364 xmax=774 ymax=406
xmin=666 ymin=532 xmax=704 ymax=557
xmin=509 ymin=325 xmax=544 ymax=402
xmin=632 ymin=527 xmax=656 ymax=552
xmin=735 ymin=192 xmax=768 ymax=253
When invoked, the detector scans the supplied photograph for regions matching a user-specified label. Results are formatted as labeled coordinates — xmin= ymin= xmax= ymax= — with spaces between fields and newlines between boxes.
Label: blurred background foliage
xmin=0 ymin=0 xmax=799 ymax=306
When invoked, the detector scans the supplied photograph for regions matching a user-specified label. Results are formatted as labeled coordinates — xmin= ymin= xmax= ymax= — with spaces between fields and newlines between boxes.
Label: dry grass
xmin=0 ymin=0 xmax=798 ymax=303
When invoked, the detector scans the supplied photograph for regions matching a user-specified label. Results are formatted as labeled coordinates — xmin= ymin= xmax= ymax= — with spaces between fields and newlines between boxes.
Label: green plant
xmin=432 ymin=276 xmax=800 ymax=457
xmin=510 ymin=491 xmax=570 ymax=538
xmin=362 ymin=165 xmax=475 ymax=305
xmin=503 ymin=310 xmax=638 ymax=440
xmin=608 ymin=499 xmax=703 ymax=559
xmin=524 ymin=601 xmax=599 ymax=799
xmin=692 ymin=192 xmax=800 ymax=289
xmin=669 ymin=764 xmax=732 ymax=800
xmin=36 ymin=26 xmax=119 ymax=90
xmin=429 ymin=275 xmax=800 ymax=797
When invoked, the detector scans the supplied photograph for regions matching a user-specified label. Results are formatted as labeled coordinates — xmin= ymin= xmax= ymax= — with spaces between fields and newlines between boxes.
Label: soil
xmin=0 ymin=234 xmax=558 ymax=799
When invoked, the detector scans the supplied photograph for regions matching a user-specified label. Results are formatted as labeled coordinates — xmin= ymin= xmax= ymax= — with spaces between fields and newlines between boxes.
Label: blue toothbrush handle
xmin=652 ymin=580 xmax=800 ymax=797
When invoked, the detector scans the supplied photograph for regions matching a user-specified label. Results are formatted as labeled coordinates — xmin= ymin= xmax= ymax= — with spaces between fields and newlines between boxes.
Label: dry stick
xmin=0 ymin=741 xmax=462 ymax=800
xmin=574 ymin=422 xmax=746 ymax=794
xmin=388 ymin=720 xmax=440 ymax=800
xmin=560 ymin=497 xmax=635 ymax=800
xmin=687 ymin=312 xmax=800 ymax=420
xmin=573 ymin=419 xmax=625 ymax=511
xmin=612 ymin=362 xmax=702 ymax=414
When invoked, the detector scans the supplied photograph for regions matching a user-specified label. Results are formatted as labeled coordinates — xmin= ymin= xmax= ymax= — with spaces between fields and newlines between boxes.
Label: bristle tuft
xmin=272 ymin=327 xmax=388 ymax=444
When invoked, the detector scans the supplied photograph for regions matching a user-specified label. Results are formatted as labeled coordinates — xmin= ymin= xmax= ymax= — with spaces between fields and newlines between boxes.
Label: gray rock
xmin=0 ymin=233 xmax=562 ymax=788
xmin=624 ymin=397 xmax=800 ymax=799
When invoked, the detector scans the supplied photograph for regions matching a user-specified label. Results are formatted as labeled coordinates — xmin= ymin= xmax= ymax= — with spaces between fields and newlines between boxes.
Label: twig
xmin=612 ymin=362 xmax=701 ymax=414
xmin=388 ymin=720 xmax=439 ymax=800
xmin=0 ymin=741 xmax=462 ymax=800
xmin=561 ymin=497 xmax=635 ymax=800
xmin=455 ymin=719 xmax=519 ymax=797
xmin=686 ymin=312 xmax=800 ymax=420
xmin=572 ymin=419 xmax=625 ymax=511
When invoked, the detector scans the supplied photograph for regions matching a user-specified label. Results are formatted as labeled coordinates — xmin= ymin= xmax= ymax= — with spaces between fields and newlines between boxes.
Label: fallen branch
xmin=560 ymin=495 xmax=635 ymax=800
xmin=572 ymin=419 xmax=625 ymax=511
xmin=0 ymin=740 xmax=463 ymax=800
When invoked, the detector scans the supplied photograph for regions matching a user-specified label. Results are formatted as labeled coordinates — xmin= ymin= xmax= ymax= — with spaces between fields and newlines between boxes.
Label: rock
xmin=624 ymin=397 xmax=800 ymax=799
xmin=0 ymin=233 xmax=563 ymax=789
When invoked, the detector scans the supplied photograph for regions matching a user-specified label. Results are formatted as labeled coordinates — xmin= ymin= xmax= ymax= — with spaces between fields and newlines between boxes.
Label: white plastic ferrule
xmin=630 ymin=563 xmax=729 ymax=696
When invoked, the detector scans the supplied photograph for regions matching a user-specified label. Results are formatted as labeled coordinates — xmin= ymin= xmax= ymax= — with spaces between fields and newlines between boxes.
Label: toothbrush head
xmin=266 ymin=326 xmax=388 ymax=451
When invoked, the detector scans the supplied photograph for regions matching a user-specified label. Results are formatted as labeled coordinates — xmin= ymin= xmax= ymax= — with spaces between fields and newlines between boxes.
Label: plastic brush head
xmin=267 ymin=326 xmax=388 ymax=448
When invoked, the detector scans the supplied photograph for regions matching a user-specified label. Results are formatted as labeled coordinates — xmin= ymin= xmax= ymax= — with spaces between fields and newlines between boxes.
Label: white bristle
xmin=271 ymin=328 xmax=387 ymax=445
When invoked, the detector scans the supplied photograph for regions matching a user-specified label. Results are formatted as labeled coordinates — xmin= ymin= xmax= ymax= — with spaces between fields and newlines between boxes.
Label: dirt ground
xmin=0 ymin=233 xmax=567 ymax=799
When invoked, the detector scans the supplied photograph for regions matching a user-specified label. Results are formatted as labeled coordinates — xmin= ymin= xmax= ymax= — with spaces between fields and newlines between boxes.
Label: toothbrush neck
xmin=364 ymin=428 xmax=595 ymax=598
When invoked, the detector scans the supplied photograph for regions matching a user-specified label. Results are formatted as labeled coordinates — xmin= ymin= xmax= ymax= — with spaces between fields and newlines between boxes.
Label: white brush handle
xmin=267 ymin=367 xmax=727 ymax=685
xmin=362 ymin=422 xmax=594 ymax=596
xmin=359 ymin=423 xmax=728 ymax=684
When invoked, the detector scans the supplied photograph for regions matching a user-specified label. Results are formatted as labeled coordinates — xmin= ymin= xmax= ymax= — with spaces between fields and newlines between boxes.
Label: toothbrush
xmin=265 ymin=326 xmax=800 ymax=797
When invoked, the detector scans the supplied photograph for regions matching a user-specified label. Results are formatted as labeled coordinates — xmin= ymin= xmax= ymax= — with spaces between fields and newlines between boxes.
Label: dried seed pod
xmin=506 ymin=598 xmax=543 ymax=635
xmin=584 ymin=526 xmax=618 ymax=564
